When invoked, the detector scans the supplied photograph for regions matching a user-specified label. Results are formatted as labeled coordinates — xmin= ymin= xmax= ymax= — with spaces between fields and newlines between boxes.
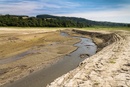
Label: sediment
xmin=0 ymin=29 xmax=79 ymax=86
xmin=48 ymin=30 xmax=130 ymax=87
xmin=72 ymin=29 xmax=115 ymax=51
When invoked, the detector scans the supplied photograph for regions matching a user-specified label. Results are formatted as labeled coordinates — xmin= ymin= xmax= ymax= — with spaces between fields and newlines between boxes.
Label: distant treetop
xmin=0 ymin=14 xmax=129 ymax=27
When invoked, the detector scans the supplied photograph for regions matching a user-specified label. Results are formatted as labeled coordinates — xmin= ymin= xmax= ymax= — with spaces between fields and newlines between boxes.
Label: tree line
xmin=0 ymin=14 xmax=129 ymax=27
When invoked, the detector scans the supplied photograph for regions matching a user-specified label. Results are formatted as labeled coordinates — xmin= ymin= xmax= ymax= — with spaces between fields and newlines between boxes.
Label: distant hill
xmin=36 ymin=14 xmax=129 ymax=27
xmin=0 ymin=14 xmax=129 ymax=27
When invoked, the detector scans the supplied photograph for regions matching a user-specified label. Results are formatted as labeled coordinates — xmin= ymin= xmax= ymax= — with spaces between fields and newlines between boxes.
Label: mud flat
xmin=1 ymin=30 xmax=98 ymax=87
xmin=0 ymin=28 xmax=130 ymax=87
xmin=0 ymin=28 xmax=80 ymax=86
xmin=48 ymin=30 xmax=130 ymax=87
xmin=0 ymin=28 xmax=97 ymax=87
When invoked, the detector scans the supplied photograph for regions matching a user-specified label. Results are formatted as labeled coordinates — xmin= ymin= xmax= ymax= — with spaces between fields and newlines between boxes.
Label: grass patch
xmin=1 ymin=27 xmax=129 ymax=31
xmin=80 ymin=27 xmax=130 ymax=31
xmin=109 ymin=59 xmax=116 ymax=64
xmin=94 ymin=82 xmax=100 ymax=85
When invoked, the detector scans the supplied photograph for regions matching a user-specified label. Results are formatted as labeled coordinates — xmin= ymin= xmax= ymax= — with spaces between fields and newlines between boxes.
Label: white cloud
xmin=56 ymin=4 xmax=130 ymax=23
xmin=42 ymin=3 xmax=61 ymax=9
xmin=0 ymin=1 xmax=39 ymax=15
xmin=0 ymin=0 xmax=80 ymax=15
xmin=0 ymin=0 xmax=129 ymax=23
xmin=41 ymin=1 xmax=80 ymax=9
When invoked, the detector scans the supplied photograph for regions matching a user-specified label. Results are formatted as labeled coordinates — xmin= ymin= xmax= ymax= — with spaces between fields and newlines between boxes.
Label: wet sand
xmin=0 ymin=28 xmax=79 ymax=86
xmin=48 ymin=30 xmax=130 ymax=87
xmin=0 ymin=28 xmax=115 ymax=87
xmin=1 ymin=32 xmax=97 ymax=87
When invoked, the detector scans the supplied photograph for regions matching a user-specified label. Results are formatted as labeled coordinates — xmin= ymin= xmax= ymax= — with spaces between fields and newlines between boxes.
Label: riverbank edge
xmin=0 ymin=30 xmax=80 ymax=86
xmin=47 ymin=29 xmax=129 ymax=87
xmin=1 ymin=29 xmax=116 ymax=87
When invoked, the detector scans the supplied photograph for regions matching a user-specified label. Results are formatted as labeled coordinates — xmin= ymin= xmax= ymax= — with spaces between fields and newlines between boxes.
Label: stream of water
xmin=1 ymin=32 xmax=97 ymax=87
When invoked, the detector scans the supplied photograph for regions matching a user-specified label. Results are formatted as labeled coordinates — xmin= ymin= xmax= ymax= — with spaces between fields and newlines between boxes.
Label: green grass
xmin=81 ymin=27 xmax=130 ymax=31
xmin=0 ymin=26 xmax=129 ymax=31
xmin=109 ymin=59 xmax=116 ymax=64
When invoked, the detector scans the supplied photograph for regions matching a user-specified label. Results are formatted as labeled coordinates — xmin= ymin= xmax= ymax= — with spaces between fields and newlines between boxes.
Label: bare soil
xmin=1 ymin=28 xmax=129 ymax=87
xmin=0 ymin=28 xmax=79 ymax=86
xmin=48 ymin=29 xmax=130 ymax=87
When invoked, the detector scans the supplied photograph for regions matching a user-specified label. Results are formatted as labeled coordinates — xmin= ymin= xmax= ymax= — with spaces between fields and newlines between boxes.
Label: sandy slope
xmin=48 ymin=30 xmax=130 ymax=87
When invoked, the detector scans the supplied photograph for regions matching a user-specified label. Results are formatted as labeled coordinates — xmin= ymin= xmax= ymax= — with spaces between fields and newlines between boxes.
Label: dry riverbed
xmin=0 ymin=28 xmax=130 ymax=87
xmin=48 ymin=29 xmax=130 ymax=87
xmin=0 ymin=28 xmax=80 ymax=86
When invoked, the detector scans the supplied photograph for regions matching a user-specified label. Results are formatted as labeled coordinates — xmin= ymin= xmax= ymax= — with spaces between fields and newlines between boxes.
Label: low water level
xmin=0 ymin=51 xmax=32 ymax=64
xmin=1 ymin=32 xmax=97 ymax=87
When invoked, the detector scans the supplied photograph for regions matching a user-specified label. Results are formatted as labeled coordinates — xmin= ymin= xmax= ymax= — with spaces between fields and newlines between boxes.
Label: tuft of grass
xmin=109 ymin=59 xmax=116 ymax=64
xmin=94 ymin=82 xmax=100 ymax=85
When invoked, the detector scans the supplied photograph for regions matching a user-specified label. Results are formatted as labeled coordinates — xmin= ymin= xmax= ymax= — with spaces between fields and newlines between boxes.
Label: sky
xmin=0 ymin=0 xmax=130 ymax=23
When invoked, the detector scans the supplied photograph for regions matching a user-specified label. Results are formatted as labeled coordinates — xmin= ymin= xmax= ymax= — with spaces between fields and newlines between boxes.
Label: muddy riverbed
xmin=1 ymin=31 xmax=97 ymax=87
xmin=48 ymin=30 xmax=130 ymax=87
xmin=1 ymin=29 xmax=115 ymax=87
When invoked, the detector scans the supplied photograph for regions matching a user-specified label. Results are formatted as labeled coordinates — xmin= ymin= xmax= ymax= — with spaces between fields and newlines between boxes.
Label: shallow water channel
xmin=1 ymin=32 xmax=97 ymax=87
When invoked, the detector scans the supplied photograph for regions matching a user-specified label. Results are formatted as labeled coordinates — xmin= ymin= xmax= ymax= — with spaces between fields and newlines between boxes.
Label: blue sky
xmin=0 ymin=0 xmax=130 ymax=23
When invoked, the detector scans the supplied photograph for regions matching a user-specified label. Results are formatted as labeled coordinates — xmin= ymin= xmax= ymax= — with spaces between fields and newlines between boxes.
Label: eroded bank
xmin=0 ymin=29 xmax=118 ymax=87
xmin=48 ymin=30 xmax=130 ymax=87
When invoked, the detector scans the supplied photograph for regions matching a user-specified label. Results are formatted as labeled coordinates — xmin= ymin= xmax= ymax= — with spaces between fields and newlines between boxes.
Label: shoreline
xmin=48 ymin=30 xmax=130 ymax=87
xmin=0 ymin=29 xmax=120 ymax=87
xmin=0 ymin=29 xmax=80 ymax=86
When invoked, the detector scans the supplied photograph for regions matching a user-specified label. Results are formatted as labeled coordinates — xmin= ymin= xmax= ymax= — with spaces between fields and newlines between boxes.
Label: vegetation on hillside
xmin=0 ymin=14 xmax=129 ymax=27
